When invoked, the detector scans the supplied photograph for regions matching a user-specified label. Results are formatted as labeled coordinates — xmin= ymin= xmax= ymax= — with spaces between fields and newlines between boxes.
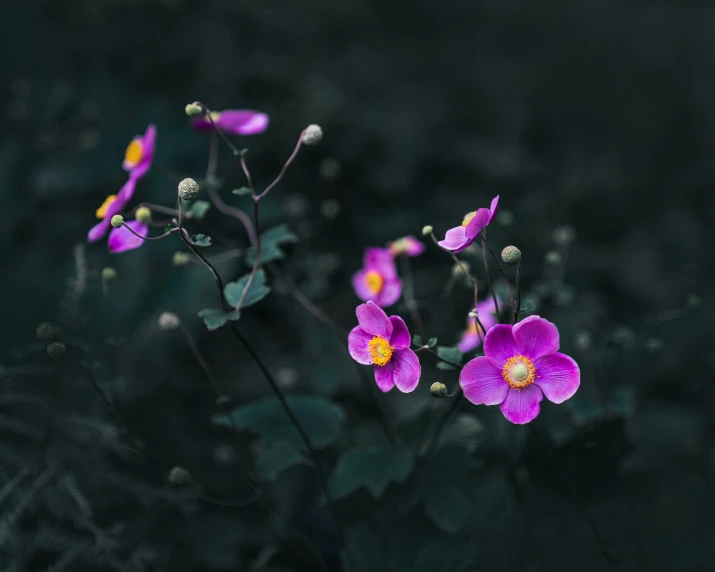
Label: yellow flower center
xmin=95 ymin=195 xmax=117 ymax=219
xmin=502 ymin=355 xmax=536 ymax=390
xmin=124 ymin=140 xmax=143 ymax=166
xmin=367 ymin=336 xmax=394 ymax=367
xmin=461 ymin=211 xmax=477 ymax=228
xmin=364 ymin=270 xmax=384 ymax=295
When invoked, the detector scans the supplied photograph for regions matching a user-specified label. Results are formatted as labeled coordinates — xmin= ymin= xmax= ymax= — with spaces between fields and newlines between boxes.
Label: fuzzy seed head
xmin=135 ymin=206 xmax=151 ymax=223
xmin=45 ymin=341 xmax=66 ymax=360
xmin=430 ymin=382 xmax=448 ymax=398
xmin=110 ymin=214 xmax=124 ymax=228
xmin=178 ymin=178 xmax=199 ymax=201
xmin=184 ymin=103 xmax=203 ymax=117
xmin=501 ymin=245 xmax=521 ymax=265
xmin=301 ymin=124 xmax=323 ymax=146
xmin=158 ymin=312 xmax=181 ymax=331
xmin=35 ymin=322 xmax=58 ymax=342
xmin=421 ymin=225 xmax=433 ymax=236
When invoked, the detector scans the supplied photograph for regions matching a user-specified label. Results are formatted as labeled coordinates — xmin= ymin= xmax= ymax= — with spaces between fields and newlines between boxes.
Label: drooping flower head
xmin=457 ymin=296 xmax=501 ymax=353
xmin=122 ymin=124 xmax=156 ymax=180
xmin=348 ymin=301 xmax=421 ymax=393
xmin=87 ymin=178 xmax=148 ymax=254
xmin=191 ymin=110 xmax=269 ymax=136
xmin=387 ymin=235 xmax=425 ymax=257
xmin=459 ymin=315 xmax=580 ymax=424
xmin=438 ymin=195 xmax=499 ymax=253
xmin=351 ymin=247 xmax=402 ymax=307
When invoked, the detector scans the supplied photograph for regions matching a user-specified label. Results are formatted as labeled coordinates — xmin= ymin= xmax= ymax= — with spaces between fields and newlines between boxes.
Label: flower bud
xmin=110 ymin=214 xmax=124 ymax=228
xmin=184 ymin=103 xmax=203 ymax=117
xmin=101 ymin=267 xmax=117 ymax=283
xmin=135 ymin=206 xmax=151 ymax=224
xmin=35 ymin=322 xmax=58 ymax=341
xmin=430 ymin=382 xmax=448 ymax=398
xmin=168 ymin=466 xmax=191 ymax=485
xmin=158 ymin=312 xmax=181 ymax=331
xmin=421 ymin=225 xmax=433 ymax=236
xmin=178 ymin=178 xmax=199 ymax=201
xmin=171 ymin=251 xmax=190 ymax=267
xmin=468 ymin=309 xmax=479 ymax=319
xmin=301 ymin=124 xmax=323 ymax=146
xmin=501 ymin=245 xmax=521 ymax=265
xmin=45 ymin=341 xmax=66 ymax=360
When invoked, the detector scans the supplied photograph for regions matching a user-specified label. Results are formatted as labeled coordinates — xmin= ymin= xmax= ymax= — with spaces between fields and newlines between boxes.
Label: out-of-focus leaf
xmin=194 ymin=234 xmax=212 ymax=247
xmin=423 ymin=484 xmax=471 ymax=533
xmin=436 ymin=346 xmax=462 ymax=370
xmin=330 ymin=446 xmax=415 ymax=499
xmin=255 ymin=445 xmax=310 ymax=481
xmin=223 ymin=269 xmax=271 ymax=308
xmin=245 ymin=224 xmax=298 ymax=266
xmin=187 ymin=200 xmax=211 ymax=220
xmin=198 ymin=308 xmax=241 ymax=331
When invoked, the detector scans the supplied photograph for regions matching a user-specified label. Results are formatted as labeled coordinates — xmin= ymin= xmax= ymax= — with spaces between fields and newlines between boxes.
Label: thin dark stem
xmin=399 ymin=255 xmax=424 ymax=337
xmin=101 ymin=281 xmax=119 ymax=345
xmin=514 ymin=263 xmax=522 ymax=324
xmin=78 ymin=365 xmax=113 ymax=411
xmin=137 ymin=202 xmax=181 ymax=217
xmin=480 ymin=233 xmax=501 ymax=323
xmin=235 ymin=198 xmax=261 ymax=311
xmin=419 ymin=347 xmax=465 ymax=369
xmin=179 ymin=228 xmax=228 ymax=309
xmin=480 ymin=232 xmax=517 ymax=316
xmin=422 ymin=390 xmax=463 ymax=457
xmin=120 ymin=222 xmax=178 ymax=241
xmin=256 ymin=135 xmax=304 ymax=201
xmin=431 ymin=231 xmax=479 ymax=311
xmin=179 ymin=324 xmax=224 ymax=401
xmin=193 ymin=101 xmax=241 ymax=156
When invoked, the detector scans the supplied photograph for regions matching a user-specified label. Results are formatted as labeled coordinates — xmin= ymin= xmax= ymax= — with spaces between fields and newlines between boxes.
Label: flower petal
xmin=389 ymin=316 xmax=411 ymax=349
xmin=192 ymin=110 xmax=270 ymax=135
xmin=356 ymin=301 xmax=392 ymax=339
xmin=142 ymin=123 xmax=157 ymax=156
xmin=374 ymin=362 xmax=395 ymax=392
xmin=482 ymin=324 xmax=518 ymax=366
xmin=351 ymin=269 xmax=376 ymax=302
xmin=375 ymin=279 xmax=402 ymax=307
xmin=437 ymin=226 xmax=471 ymax=251
xmin=87 ymin=220 xmax=109 ymax=242
xmin=487 ymin=195 xmax=499 ymax=222
xmin=512 ymin=315 xmax=560 ymax=360
xmin=460 ymin=356 xmax=509 ymax=405
xmin=391 ymin=348 xmax=421 ymax=393
xmin=534 ymin=352 xmax=580 ymax=404
xmin=499 ymin=385 xmax=543 ymax=425
xmin=464 ymin=208 xmax=491 ymax=239
xmin=457 ymin=330 xmax=481 ymax=353
xmin=364 ymin=247 xmax=397 ymax=280
xmin=115 ymin=178 xmax=137 ymax=204
xmin=108 ymin=221 xmax=148 ymax=253
xmin=348 ymin=326 xmax=374 ymax=365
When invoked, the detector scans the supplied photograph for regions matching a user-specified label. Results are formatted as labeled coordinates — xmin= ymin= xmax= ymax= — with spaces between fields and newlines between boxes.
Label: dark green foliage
xmin=330 ymin=446 xmax=414 ymax=499
xmin=197 ymin=308 xmax=241 ymax=331
xmin=245 ymin=224 xmax=298 ymax=266
xmin=223 ymin=269 xmax=271 ymax=308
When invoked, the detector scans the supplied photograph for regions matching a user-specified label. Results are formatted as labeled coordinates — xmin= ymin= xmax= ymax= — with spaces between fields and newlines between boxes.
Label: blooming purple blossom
xmin=87 ymin=178 xmax=148 ymax=254
xmin=122 ymin=124 xmax=156 ymax=180
xmin=457 ymin=297 xmax=501 ymax=353
xmin=348 ymin=301 xmax=421 ymax=393
xmin=191 ymin=110 xmax=269 ymax=135
xmin=387 ymin=235 xmax=425 ymax=257
xmin=351 ymin=247 xmax=402 ymax=307
xmin=437 ymin=195 xmax=499 ymax=253
xmin=459 ymin=315 xmax=580 ymax=424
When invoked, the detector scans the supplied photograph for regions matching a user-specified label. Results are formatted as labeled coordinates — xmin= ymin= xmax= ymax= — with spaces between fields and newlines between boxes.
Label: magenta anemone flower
xmin=387 ymin=235 xmax=425 ymax=257
xmin=348 ymin=301 xmax=421 ymax=393
xmin=457 ymin=297 xmax=501 ymax=353
xmin=351 ymin=247 xmax=402 ymax=307
xmin=459 ymin=315 xmax=580 ymax=424
xmin=438 ymin=195 xmax=499 ymax=253
xmin=87 ymin=178 xmax=148 ymax=254
xmin=191 ymin=110 xmax=269 ymax=136
xmin=122 ymin=124 xmax=156 ymax=180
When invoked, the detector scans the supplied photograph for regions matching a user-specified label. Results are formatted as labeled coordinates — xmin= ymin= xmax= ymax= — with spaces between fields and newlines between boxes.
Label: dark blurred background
xmin=1 ymin=1 xmax=714 ymax=571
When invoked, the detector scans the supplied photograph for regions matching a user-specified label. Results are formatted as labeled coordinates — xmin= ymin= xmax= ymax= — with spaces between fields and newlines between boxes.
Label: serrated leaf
xmin=194 ymin=234 xmax=212 ymax=247
xmin=412 ymin=335 xmax=423 ymax=346
xmin=232 ymin=186 xmax=251 ymax=196
xmin=245 ymin=224 xmax=298 ymax=266
xmin=187 ymin=200 xmax=211 ymax=220
xmin=223 ymin=269 xmax=271 ymax=308
xmin=427 ymin=337 xmax=438 ymax=348
xmin=198 ymin=308 xmax=241 ymax=331
xmin=330 ymin=446 xmax=415 ymax=499
xmin=436 ymin=346 xmax=463 ymax=370
xmin=255 ymin=445 xmax=310 ymax=481
xmin=423 ymin=484 xmax=472 ymax=533
xmin=212 ymin=395 xmax=345 ymax=451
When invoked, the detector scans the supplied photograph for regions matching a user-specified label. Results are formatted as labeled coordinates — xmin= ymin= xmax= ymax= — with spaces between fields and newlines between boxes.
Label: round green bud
xmin=110 ymin=214 xmax=124 ymax=228
xmin=101 ymin=267 xmax=117 ymax=283
xmin=135 ymin=206 xmax=151 ymax=224
xmin=184 ymin=103 xmax=203 ymax=117
xmin=430 ymin=382 xmax=448 ymax=398
xmin=35 ymin=322 xmax=58 ymax=341
xmin=158 ymin=312 xmax=181 ymax=331
xmin=544 ymin=250 xmax=562 ymax=266
xmin=421 ymin=225 xmax=433 ymax=236
xmin=45 ymin=341 xmax=67 ymax=360
xmin=501 ymin=245 xmax=521 ymax=265
xmin=301 ymin=124 xmax=323 ymax=146
xmin=171 ymin=251 xmax=191 ymax=267
xmin=178 ymin=178 xmax=199 ymax=201
xmin=168 ymin=466 xmax=191 ymax=485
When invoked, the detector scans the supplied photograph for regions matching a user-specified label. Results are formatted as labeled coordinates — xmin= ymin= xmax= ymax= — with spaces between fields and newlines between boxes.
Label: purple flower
xmin=387 ymin=235 xmax=425 ymax=257
xmin=122 ymin=124 xmax=156 ymax=180
xmin=351 ymin=247 xmax=402 ymax=307
xmin=191 ymin=110 xmax=269 ymax=136
xmin=459 ymin=315 xmax=580 ymax=424
xmin=348 ymin=301 xmax=421 ymax=393
xmin=457 ymin=297 xmax=501 ymax=353
xmin=437 ymin=195 xmax=499 ymax=253
xmin=87 ymin=178 xmax=149 ymax=254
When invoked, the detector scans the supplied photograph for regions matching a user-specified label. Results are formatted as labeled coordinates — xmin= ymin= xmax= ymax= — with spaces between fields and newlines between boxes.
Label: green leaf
xmin=423 ymin=484 xmax=472 ymax=533
xmin=232 ymin=186 xmax=252 ymax=196
xmin=187 ymin=200 xmax=211 ymax=220
xmin=423 ymin=446 xmax=480 ymax=480
xmin=437 ymin=413 xmax=485 ymax=452
xmin=198 ymin=308 xmax=241 ymax=331
xmin=427 ymin=337 xmax=438 ymax=348
xmin=436 ymin=346 xmax=463 ymax=370
xmin=408 ymin=539 xmax=475 ymax=572
xmin=341 ymin=523 xmax=387 ymax=572
xmin=412 ymin=335 xmax=423 ymax=346
xmin=245 ymin=224 xmax=298 ymax=266
xmin=330 ymin=446 xmax=415 ymax=499
xmin=255 ymin=445 xmax=310 ymax=481
xmin=212 ymin=395 xmax=345 ymax=451
xmin=194 ymin=234 xmax=212 ymax=247
xmin=223 ymin=269 xmax=271 ymax=308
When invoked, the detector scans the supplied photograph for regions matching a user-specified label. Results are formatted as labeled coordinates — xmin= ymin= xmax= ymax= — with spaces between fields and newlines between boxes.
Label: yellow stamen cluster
xmin=364 ymin=270 xmax=384 ymax=295
xmin=124 ymin=139 xmax=143 ymax=166
xmin=501 ymin=355 xmax=536 ymax=390
xmin=95 ymin=195 xmax=117 ymax=219
xmin=461 ymin=211 xmax=477 ymax=228
xmin=367 ymin=336 xmax=394 ymax=367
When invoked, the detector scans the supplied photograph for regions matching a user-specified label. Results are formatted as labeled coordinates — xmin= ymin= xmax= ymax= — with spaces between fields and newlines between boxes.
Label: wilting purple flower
xmin=348 ymin=301 xmax=421 ymax=393
xmin=191 ymin=110 xmax=269 ymax=135
xmin=387 ymin=235 xmax=425 ymax=257
xmin=87 ymin=178 xmax=148 ymax=254
xmin=457 ymin=297 xmax=501 ymax=353
xmin=438 ymin=195 xmax=499 ymax=253
xmin=351 ymin=247 xmax=402 ymax=307
xmin=459 ymin=315 xmax=580 ymax=424
xmin=122 ymin=124 xmax=156 ymax=180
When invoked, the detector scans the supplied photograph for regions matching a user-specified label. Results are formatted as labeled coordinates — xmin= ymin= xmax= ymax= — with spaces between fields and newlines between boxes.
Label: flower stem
xmin=399 ymin=254 xmax=424 ymax=337
xmin=430 ymin=232 xmax=479 ymax=311
xmin=120 ymin=222 xmax=178 ymax=241
xmin=480 ymin=232 xmax=518 ymax=321
xmin=480 ymin=232 xmax=501 ymax=322
xmin=514 ymin=262 xmax=522 ymax=324
xmin=421 ymin=389 xmax=463 ymax=457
